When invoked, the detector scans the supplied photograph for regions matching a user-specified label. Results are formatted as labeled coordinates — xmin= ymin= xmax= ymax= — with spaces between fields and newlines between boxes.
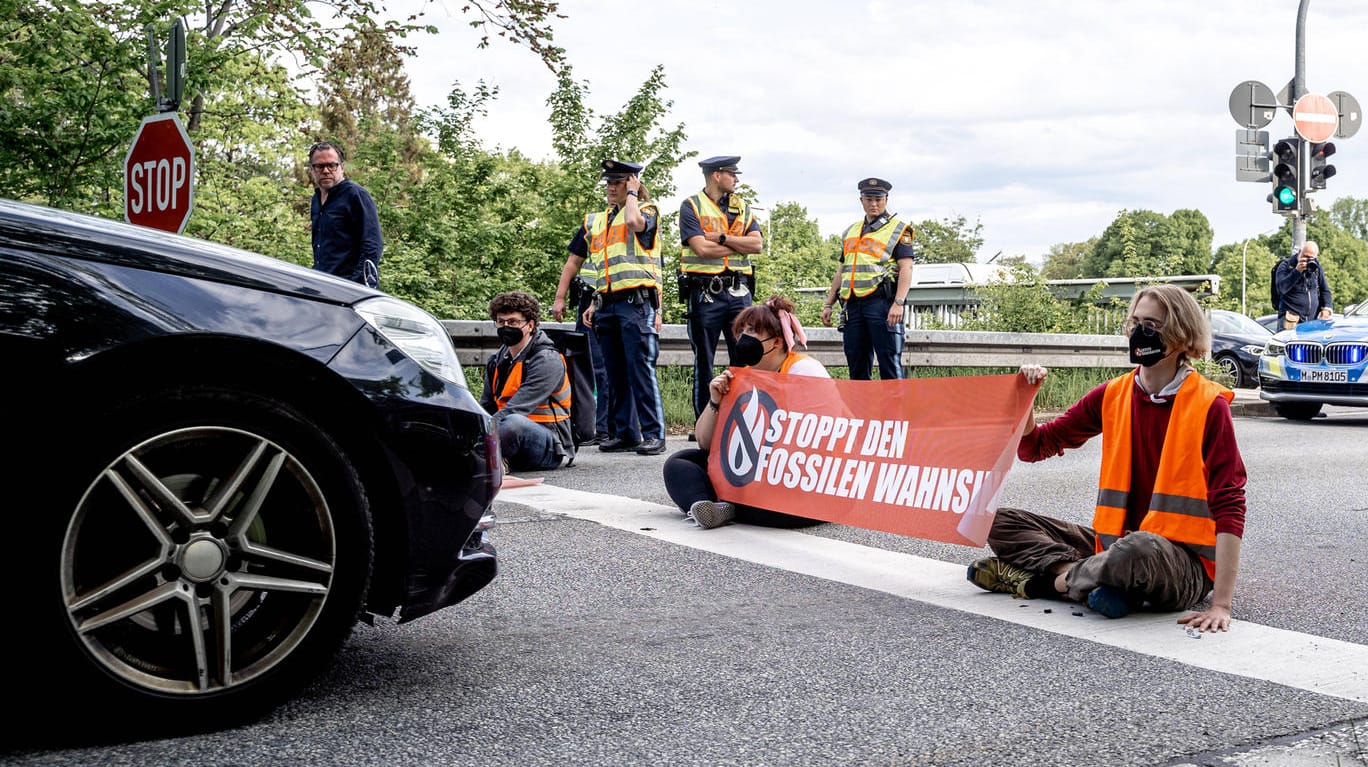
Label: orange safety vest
xmin=1093 ymin=370 xmax=1231 ymax=581
xmin=585 ymin=203 xmax=660 ymax=293
xmin=839 ymin=216 xmax=912 ymax=299
xmin=778 ymin=351 xmax=813 ymax=373
xmin=679 ymin=192 xmax=754 ymax=275
xmin=493 ymin=354 xmax=573 ymax=424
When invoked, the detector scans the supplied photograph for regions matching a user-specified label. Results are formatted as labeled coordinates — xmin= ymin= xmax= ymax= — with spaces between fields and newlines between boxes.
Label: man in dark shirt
xmin=308 ymin=141 xmax=382 ymax=288
xmin=1273 ymin=240 xmax=1333 ymax=329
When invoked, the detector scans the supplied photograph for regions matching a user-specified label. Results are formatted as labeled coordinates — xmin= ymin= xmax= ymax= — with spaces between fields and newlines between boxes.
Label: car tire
xmin=1214 ymin=353 xmax=1247 ymax=388
xmin=1274 ymin=402 xmax=1323 ymax=421
xmin=37 ymin=387 xmax=374 ymax=729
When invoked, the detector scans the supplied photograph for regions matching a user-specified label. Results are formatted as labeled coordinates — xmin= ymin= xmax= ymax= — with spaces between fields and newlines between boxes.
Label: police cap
xmin=601 ymin=158 xmax=643 ymax=180
xmin=858 ymin=177 xmax=892 ymax=197
xmin=699 ymin=155 xmax=742 ymax=174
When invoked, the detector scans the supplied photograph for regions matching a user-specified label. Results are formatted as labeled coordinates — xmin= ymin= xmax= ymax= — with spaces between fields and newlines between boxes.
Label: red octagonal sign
xmin=124 ymin=113 xmax=195 ymax=234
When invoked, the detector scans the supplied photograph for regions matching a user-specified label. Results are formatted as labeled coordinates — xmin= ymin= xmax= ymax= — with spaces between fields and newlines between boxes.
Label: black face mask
xmin=735 ymin=334 xmax=770 ymax=367
xmin=1128 ymin=324 xmax=1167 ymax=367
xmin=497 ymin=325 xmax=526 ymax=347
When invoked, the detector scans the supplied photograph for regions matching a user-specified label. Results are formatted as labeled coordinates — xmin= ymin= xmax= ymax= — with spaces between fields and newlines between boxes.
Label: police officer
xmin=568 ymin=159 xmax=667 ymax=455
xmin=678 ymin=155 xmax=764 ymax=419
xmin=552 ymin=211 xmax=617 ymax=445
xmin=821 ymin=177 xmax=915 ymax=380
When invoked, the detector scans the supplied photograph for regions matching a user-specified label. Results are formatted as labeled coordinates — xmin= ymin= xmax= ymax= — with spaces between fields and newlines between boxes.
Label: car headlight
xmin=1240 ymin=344 xmax=1265 ymax=356
xmin=354 ymin=296 xmax=468 ymax=389
xmin=1265 ymin=339 xmax=1285 ymax=357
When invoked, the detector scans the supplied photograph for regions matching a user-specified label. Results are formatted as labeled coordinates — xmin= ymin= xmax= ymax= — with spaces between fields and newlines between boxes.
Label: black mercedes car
xmin=1210 ymin=309 xmax=1273 ymax=388
xmin=0 ymin=199 xmax=500 ymax=726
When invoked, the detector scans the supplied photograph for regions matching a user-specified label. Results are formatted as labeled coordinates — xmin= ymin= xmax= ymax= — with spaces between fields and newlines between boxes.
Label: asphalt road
xmin=6 ymin=394 xmax=1368 ymax=767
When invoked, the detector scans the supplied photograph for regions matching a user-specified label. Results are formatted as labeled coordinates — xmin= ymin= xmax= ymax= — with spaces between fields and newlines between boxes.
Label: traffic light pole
xmin=1292 ymin=0 xmax=1309 ymax=251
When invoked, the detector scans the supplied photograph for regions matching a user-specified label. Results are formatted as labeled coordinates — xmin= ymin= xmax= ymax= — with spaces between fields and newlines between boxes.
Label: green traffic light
xmin=1277 ymin=186 xmax=1297 ymax=205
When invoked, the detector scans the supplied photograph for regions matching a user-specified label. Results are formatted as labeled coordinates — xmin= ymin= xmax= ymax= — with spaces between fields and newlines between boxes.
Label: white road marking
xmin=499 ymin=483 xmax=1368 ymax=703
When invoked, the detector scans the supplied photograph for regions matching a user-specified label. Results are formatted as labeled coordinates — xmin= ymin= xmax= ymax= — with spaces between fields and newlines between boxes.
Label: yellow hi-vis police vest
xmin=493 ymin=355 xmax=573 ymax=424
xmin=585 ymin=203 xmax=660 ymax=293
xmin=839 ymin=216 xmax=911 ymax=299
xmin=679 ymin=192 xmax=754 ymax=275
xmin=1093 ymin=370 xmax=1231 ymax=581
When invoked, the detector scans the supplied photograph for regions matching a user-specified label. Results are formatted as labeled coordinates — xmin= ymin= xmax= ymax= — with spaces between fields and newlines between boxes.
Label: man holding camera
xmin=820 ymin=178 xmax=916 ymax=380
xmin=1273 ymin=240 xmax=1333 ymax=330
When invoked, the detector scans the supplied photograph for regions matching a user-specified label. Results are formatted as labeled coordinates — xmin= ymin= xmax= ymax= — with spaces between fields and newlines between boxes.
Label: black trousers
xmin=662 ymin=448 xmax=824 ymax=528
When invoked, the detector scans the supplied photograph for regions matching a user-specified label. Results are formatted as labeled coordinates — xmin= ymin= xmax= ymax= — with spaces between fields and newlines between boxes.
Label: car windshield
xmin=1345 ymin=301 xmax=1368 ymax=318
xmin=1212 ymin=311 xmax=1272 ymax=336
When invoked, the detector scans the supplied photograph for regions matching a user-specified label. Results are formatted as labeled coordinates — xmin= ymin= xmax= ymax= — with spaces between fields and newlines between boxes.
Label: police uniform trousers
xmin=842 ymin=292 xmax=904 ymax=380
xmin=576 ymin=291 xmax=620 ymax=439
xmin=686 ymin=285 xmax=752 ymax=416
xmin=594 ymin=291 xmax=664 ymax=442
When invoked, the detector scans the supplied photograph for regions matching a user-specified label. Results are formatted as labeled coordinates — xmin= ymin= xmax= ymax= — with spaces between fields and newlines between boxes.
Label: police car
xmin=1258 ymin=300 xmax=1368 ymax=419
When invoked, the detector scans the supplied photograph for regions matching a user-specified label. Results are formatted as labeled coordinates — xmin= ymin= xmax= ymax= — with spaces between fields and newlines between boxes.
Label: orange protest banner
xmin=707 ymin=369 xmax=1039 ymax=547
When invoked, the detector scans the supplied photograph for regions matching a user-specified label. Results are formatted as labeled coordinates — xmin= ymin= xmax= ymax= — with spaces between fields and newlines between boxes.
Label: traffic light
xmin=1269 ymin=138 xmax=1300 ymax=213
xmin=1310 ymin=141 xmax=1337 ymax=190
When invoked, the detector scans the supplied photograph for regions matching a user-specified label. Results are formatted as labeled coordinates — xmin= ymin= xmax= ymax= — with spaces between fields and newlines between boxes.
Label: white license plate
xmin=1304 ymin=369 xmax=1349 ymax=383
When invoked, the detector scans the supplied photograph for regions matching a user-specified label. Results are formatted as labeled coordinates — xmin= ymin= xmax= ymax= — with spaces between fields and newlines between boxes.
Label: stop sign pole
xmin=125 ymin=19 xmax=193 ymax=234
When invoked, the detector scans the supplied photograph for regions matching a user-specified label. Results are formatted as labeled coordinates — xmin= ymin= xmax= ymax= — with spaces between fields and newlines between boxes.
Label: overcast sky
xmin=384 ymin=0 xmax=1368 ymax=263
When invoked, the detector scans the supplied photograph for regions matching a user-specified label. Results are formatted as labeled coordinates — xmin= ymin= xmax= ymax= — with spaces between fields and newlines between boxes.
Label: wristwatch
xmin=718 ymin=233 xmax=727 ymax=245
xmin=895 ymin=298 xmax=908 ymax=306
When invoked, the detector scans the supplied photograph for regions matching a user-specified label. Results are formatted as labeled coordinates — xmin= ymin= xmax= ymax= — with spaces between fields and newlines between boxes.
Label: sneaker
xmin=688 ymin=500 xmax=736 ymax=529
xmin=966 ymin=557 xmax=1035 ymax=599
xmin=1086 ymin=586 xmax=1131 ymax=619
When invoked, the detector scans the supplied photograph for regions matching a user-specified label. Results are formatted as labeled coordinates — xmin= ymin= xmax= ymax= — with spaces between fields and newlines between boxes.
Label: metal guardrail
xmin=443 ymin=320 xmax=1130 ymax=370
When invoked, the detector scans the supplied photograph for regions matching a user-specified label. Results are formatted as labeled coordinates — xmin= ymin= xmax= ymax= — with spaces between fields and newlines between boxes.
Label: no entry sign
xmin=1293 ymin=93 xmax=1339 ymax=143
xmin=124 ymin=113 xmax=195 ymax=233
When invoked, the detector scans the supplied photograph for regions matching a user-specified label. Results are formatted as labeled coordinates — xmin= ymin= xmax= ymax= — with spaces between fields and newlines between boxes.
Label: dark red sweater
xmin=1018 ymin=378 xmax=1247 ymax=538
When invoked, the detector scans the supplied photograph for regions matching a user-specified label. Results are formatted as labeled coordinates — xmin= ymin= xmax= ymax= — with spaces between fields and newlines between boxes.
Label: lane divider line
xmin=496 ymin=484 xmax=1368 ymax=703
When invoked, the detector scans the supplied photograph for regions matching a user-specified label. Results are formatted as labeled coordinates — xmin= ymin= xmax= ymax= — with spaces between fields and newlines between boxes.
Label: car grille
xmin=1262 ymin=379 xmax=1368 ymax=397
xmin=1285 ymin=342 xmax=1368 ymax=365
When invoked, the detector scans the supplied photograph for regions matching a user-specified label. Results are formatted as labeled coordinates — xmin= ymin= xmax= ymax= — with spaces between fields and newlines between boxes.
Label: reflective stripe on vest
xmin=839 ymin=216 xmax=909 ymax=299
xmin=585 ymin=204 xmax=660 ymax=293
xmin=679 ymin=192 xmax=754 ymax=275
xmin=779 ymin=351 xmax=811 ymax=374
xmin=494 ymin=354 xmax=573 ymax=424
xmin=1093 ymin=370 xmax=1231 ymax=581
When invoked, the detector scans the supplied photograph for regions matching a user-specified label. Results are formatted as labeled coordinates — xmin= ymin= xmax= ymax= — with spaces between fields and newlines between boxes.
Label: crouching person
xmin=480 ymin=291 xmax=575 ymax=471
xmin=967 ymin=284 xmax=1247 ymax=633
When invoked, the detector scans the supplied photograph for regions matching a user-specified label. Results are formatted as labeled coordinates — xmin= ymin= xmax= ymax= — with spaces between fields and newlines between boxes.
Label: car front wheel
xmin=1214 ymin=353 xmax=1247 ymax=388
xmin=49 ymin=388 xmax=374 ymax=726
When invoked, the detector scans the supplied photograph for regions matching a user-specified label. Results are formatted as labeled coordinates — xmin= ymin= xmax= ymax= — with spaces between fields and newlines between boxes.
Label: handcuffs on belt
xmin=696 ymin=272 xmax=750 ymax=303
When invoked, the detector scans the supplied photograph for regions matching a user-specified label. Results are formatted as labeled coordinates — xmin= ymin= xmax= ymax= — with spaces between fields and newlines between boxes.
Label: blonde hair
xmin=1125 ymin=284 xmax=1211 ymax=360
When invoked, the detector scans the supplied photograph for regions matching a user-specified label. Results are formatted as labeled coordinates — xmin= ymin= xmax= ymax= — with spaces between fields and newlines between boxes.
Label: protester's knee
xmin=985 ymin=506 xmax=1030 ymax=550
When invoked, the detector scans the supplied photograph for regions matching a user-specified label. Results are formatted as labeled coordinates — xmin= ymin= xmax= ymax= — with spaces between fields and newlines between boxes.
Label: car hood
xmin=0 ymin=198 xmax=377 ymax=305
xmin=1272 ymin=316 xmax=1368 ymax=342
xmin=1220 ymin=330 xmax=1273 ymax=346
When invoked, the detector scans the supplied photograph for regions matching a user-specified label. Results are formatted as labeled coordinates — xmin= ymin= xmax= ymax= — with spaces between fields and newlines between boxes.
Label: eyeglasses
xmin=494 ymin=318 xmax=528 ymax=328
xmin=1125 ymin=318 xmax=1164 ymax=336
xmin=310 ymin=162 xmax=341 ymax=171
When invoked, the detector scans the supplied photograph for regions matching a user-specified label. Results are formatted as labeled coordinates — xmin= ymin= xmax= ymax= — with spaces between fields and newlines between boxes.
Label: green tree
xmin=1087 ymin=208 xmax=1214 ymax=278
xmin=750 ymin=201 xmax=835 ymax=324
xmin=1328 ymin=197 xmax=1368 ymax=242
xmin=1039 ymin=239 xmax=1095 ymax=280
xmin=0 ymin=0 xmax=148 ymax=212
xmin=1209 ymin=239 xmax=1278 ymax=317
xmin=909 ymin=214 xmax=984 ymax=264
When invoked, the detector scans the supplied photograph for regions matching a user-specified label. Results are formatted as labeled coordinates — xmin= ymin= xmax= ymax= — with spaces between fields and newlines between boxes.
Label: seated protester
xmin=479 ymin=291 xmax=575 ymax=471
xmin=966 ymin=284 xmax=1246 ymax=632
xmin=662 ymin=295 xmax=829 ymax=529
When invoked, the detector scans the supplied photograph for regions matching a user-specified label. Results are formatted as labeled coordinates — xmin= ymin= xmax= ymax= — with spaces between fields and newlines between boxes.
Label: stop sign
xmin=124 ymin=113 xmax=195 ymax=233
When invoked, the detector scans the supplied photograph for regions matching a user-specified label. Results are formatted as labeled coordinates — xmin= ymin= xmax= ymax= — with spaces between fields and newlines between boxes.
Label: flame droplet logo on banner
xmin=719 ymin=387 xmax=778 ymax=488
